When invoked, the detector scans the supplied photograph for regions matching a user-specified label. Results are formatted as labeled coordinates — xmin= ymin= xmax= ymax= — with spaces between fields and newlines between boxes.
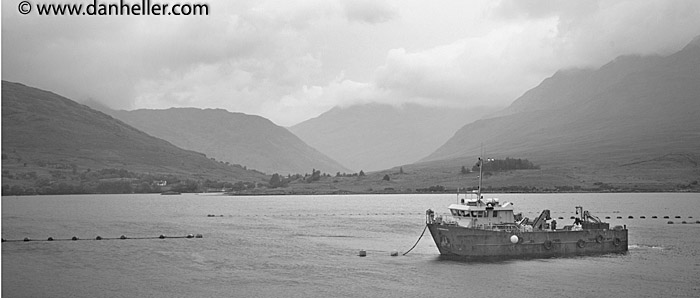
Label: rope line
xmin=206 ymin=213 xmax=696 ymax=219
xmin=2 ymin=234 xmax=203 ymax=243
xmin=403 ymin=224 xmax=428 ymax=256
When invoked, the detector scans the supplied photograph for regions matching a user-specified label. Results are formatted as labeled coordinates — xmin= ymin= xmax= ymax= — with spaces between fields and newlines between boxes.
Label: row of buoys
xmin=208 ymin=213 xmax=425 ymax=218
xmin=210 ymin=213 xmax=698 ymax=221
xmin=667 ymin=221 xmax=700 ymax=224
xmin=211 ymin=213 xmax=696 ymax=218
xmin=1 ymin=234 xmax=203 ymax=242
xmin=556 ymin=215 xmax=694 ymax=220
xmin=358 ymin=249 xmax=400 ymax=257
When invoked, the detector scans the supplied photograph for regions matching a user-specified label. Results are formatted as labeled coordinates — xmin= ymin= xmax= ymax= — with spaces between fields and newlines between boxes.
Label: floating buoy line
xmin=207 ymin=212 xmax=427 ymax=218
xmin=207 ymin=213 xmax=699 ymax=224
xmin=2 ymin=234 xmax=203 ymax=243
xmin=356 ymin=225 xmax=428 ymax=258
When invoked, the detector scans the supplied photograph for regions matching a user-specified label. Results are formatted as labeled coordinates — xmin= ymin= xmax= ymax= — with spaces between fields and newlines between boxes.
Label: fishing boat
xmin=425 ymin=157 xmax=628 ymax=260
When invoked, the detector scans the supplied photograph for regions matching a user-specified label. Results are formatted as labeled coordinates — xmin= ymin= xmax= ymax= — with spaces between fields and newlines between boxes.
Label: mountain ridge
xmin=290 ymin=103 xmax=500 ymax=172
xmin=109 ymin=107 xmax=350 ymax=175
xmin=2 ymin=81 xmax=268 ymax=192
xmin=419 ymin=37 xmax=700 ymax=181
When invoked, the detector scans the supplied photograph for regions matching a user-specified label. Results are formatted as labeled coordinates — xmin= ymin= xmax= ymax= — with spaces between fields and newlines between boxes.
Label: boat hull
xmin=427 ymin=223 xmax=628 ymax=260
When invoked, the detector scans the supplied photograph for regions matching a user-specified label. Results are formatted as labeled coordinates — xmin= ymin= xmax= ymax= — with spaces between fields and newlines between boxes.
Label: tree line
xmin=1 ymin=168 xmax=260 ymax=196
xmin=470 ymin=157 xmax=540 ymax=172
xmin=268 ymin=169 xmax=371 ymax=188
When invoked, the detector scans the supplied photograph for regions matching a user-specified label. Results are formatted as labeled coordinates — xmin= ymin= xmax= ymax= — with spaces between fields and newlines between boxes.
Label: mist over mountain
xmin=421 ymin=37 xmax=700 ymax=179
xmin=290 ymin=103 xmax=500 ymax=172
xmin=109 ymin=108 xmax=349 ymax=175
xmin=1 ymin=81 xmax=267 ymax=184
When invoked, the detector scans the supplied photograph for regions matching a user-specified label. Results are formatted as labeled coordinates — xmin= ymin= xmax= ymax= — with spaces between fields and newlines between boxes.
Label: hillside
xmin=290 ymin=103 xmax=499 ymax=172
xmin=1 ymin=81 xmax=268 ymax=193
xmin=109 ymin=108 xmax=349 ymax=175
xmin=415 ymin=37 xmax=700 ymax=189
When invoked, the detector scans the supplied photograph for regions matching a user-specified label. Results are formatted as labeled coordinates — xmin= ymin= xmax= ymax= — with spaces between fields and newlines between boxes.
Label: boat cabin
xmin=448 ymin=193 xmax=516 ymax=229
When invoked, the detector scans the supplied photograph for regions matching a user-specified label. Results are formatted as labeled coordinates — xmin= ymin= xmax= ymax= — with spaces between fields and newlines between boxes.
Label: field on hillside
xmin=239 ymin=161 xmax=700 ymax=195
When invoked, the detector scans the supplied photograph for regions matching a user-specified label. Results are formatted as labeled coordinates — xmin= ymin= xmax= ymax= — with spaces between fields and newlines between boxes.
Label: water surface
xmin=3 ymin=193 xmax=699 ymax=297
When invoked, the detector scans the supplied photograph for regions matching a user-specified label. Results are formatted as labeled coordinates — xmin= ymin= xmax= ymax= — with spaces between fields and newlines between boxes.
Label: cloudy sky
xmin=3 ymin=0 xmax=700 ymax=126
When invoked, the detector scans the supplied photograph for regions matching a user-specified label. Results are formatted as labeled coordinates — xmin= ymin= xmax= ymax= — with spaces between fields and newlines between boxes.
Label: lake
xmin=2 ymin=193 xmax=700 ymax=297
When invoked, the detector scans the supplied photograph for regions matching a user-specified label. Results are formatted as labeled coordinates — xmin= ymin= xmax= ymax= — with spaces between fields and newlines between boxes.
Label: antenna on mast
xmin=476 ymin=144 xmax=492 ymax=203
xmin=477 ymin=144 xmax=483 ymax=202
xmin=477 ymin=156 xmax=482 ymax=201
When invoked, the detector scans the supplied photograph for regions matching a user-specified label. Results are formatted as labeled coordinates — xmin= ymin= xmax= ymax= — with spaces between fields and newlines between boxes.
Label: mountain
xmin=289 ymin=103 xmax=499 ymax=172
xmin=1 ymin=81 xmax=267 ymax=186
xmin=419 ymin=37 xmax=700 ymax=186
xmin=109 ymin=108 xmax=349 ymax=175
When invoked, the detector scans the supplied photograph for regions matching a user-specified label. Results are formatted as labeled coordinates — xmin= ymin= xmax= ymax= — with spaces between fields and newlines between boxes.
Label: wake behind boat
xmin=425 ymin=157 xmax=628 ymax=260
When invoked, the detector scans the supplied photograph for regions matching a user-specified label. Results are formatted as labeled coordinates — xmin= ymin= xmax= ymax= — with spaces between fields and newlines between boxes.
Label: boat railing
xmin=428 ymin=210 xmax=522 ymax=232
xmin=436 ymin=215 xmax=459 ymax=225
xmin=427 ymin=210 xmax=459 ymax=225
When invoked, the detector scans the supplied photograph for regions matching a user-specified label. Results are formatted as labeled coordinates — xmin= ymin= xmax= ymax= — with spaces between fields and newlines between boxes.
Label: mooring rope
xmin=403 ymin=224 xmax=428 ymax=256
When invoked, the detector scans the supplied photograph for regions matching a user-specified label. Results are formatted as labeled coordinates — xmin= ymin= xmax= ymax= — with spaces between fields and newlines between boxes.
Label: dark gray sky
xmin=3 ymin=0 xmax=700 ymax=125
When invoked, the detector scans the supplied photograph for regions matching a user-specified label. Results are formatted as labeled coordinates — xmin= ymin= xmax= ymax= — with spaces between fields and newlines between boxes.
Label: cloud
xmin=494 ymin=0 xmax=600 ymax=20
xmin=133 ymin=53 xmax=325 ymax=118
xmin=260 ymin=76 xmax=394 ymax=125
xmin=3 ymin=1 xmax=327 ymax=109
xmin=493 ymin=0 xmax=700 ymax=66
xmin=342 ymin=0 xmax=398 ymax=24
xmin=372 ymin=19 xmax=560 ymax=108
xmin=362 ymin=0 xmax=700 ymax=109
xmin=2 ymin=0 xmax=699 ymax=127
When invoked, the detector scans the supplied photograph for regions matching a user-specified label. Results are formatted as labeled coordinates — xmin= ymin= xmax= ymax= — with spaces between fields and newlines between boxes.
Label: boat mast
xmin=477 ymin=145 xmax=483 ymax=201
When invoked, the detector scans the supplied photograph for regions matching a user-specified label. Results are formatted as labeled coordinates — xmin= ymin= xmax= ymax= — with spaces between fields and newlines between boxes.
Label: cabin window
xmin=493 ymin=211 xmax=498 ymax=217
xmin=451 ymin=210 xmax=458 ymax=216
xmin=476 ymin=211 xmax=484 ymax=218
